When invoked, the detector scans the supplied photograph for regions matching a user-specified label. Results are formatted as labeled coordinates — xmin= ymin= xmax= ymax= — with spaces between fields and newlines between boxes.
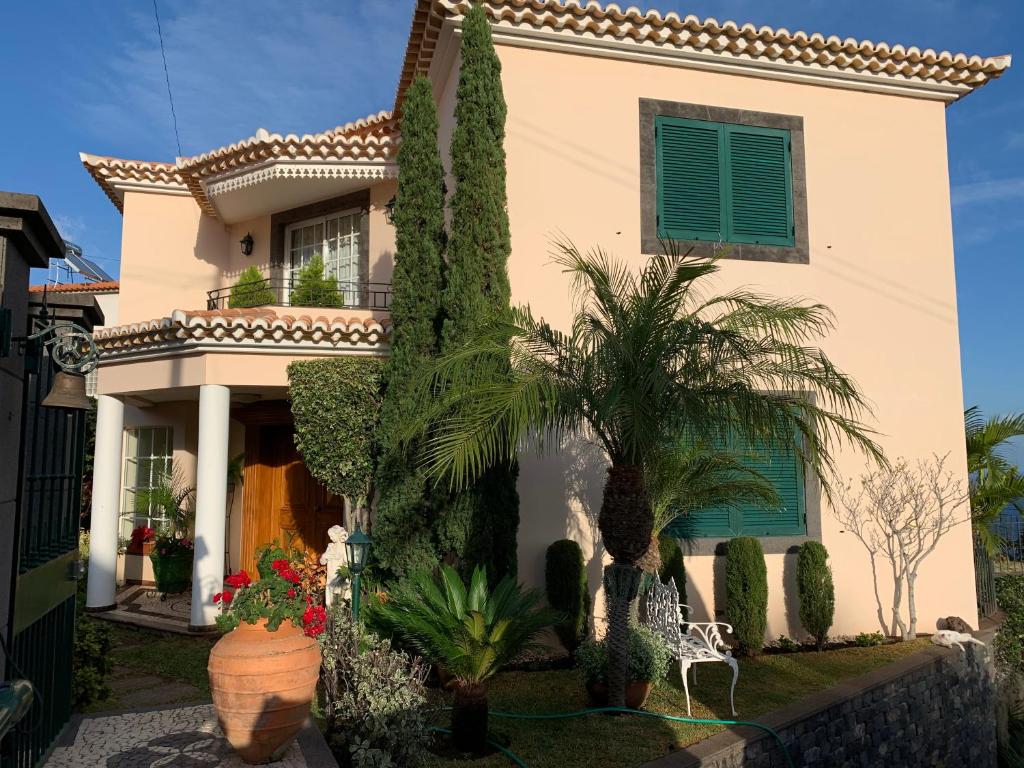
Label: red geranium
xmin=302 ymin=604 xmax=327 ymax=637
xmin=213 ymin=590 xmax=233 ymax=604
xmin=225 ymin=571 xmax=252 ymax=589
xmin=129 ymin=526 xmax=156 ymax=549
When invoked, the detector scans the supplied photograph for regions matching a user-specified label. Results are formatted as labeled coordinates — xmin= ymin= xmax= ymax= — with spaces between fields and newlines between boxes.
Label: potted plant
xmin=137 ymin=467 xmax=196 ymax=595
xmin=366 ymin=565 xmax=556 ymax=755
xmin=150 ymin=533 xmax=194 ymax=595
xmin=576 ymin=624 xmax=671 ymax=709
xmin=126 ymin=525 xmax=156 ymax=555
xmin=208 ymin=543 xmax=326 ymax=764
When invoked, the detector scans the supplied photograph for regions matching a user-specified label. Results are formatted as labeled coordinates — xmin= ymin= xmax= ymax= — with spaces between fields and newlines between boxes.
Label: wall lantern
xmin=383 ymin=197 xmax=397 ymax=226
xmin=239 ymin=232 xmax=254 ymax=256
xmin=345 ymin=523 xmax=372 ymax=620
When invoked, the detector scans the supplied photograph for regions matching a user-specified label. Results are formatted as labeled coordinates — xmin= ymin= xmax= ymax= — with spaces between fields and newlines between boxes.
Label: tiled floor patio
xmin=45 ymin=704 xmax=337 ymax=768
xmin=94 ymin=585 xmax=203 ymax=635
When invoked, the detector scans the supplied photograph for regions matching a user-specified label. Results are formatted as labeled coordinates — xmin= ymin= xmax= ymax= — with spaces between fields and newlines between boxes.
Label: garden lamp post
xmin=346 ymin=523 xmax=372 ymax=620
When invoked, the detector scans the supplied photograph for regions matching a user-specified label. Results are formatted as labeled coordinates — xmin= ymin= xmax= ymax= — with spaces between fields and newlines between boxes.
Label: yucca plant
xmin=409 ymin=238 xmax=882 ymax=707
xmin=367 ymin=565 xmax=555 ymax=753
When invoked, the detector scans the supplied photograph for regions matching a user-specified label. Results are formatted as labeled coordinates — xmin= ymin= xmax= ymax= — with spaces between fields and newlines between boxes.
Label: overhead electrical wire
xmin=152 ymin=0 xmax=182 ymax=157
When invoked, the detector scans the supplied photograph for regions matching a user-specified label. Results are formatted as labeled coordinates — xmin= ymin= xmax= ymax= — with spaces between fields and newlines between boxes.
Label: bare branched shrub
xmin=836 ymin=454 xmax=968 ymax=640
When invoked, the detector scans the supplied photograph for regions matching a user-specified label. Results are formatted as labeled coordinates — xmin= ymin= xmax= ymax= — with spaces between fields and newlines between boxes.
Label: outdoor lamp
xmin=346 ymin=523 xmax=372 ymax=620
xmin=239 ymin=232 xmax=254 ymax=256
xmin=383 ymin=197 xmax=397 ymax=226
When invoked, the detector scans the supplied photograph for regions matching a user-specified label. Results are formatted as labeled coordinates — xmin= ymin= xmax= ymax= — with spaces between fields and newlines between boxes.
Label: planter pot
xmin=208 ymin=618 xmax=321 ymax=764
xmin=586 ymin=680 xmax=654 ymax=710
xmin=451 ymin=682 xmax=489 ymax=754
xmin=149 ymin=549 xmax=193 ymax=594
xmin=127 ymin=540 xmax=155 ymax=556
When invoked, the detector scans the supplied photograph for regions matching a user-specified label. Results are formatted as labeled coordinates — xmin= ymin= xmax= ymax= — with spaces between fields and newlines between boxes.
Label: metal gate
xmin=1 ymin=333 xmax=86 ymax=767
xmin=975 ymin=532 xmax=999 ymax=619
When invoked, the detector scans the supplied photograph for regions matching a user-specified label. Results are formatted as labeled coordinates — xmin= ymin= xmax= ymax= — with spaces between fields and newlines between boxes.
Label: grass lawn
xmin=425 ymin=639 xmax=930 ymax=768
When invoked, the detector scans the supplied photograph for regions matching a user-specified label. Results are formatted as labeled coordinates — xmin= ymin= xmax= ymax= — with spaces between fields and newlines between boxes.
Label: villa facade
xmin=81 ymin=0 xmax=1009 ymax=635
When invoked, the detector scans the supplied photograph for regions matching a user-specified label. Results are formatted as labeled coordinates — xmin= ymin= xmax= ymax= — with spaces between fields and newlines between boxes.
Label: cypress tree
xmin=373 ymin=75 xmax=447 ymax=577
xmin=797 ymin=541 xmax=835 ymax=650
xmin=290 ymin=255 xmax=341 ymax=308
xmin=228 ymin=266 xmax=275 ymax=308
xmin=440 ymin=5 xmax=520 ymax=582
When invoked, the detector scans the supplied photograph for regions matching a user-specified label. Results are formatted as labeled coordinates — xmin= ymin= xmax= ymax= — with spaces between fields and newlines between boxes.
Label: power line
xmin=152 ymin=0 xmax=182 ymax=157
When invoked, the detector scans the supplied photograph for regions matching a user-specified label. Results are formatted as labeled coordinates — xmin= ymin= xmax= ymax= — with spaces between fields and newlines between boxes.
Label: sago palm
xmin=965 ymin=406 xmax=1024 ymax=555
xmin=413 ymin=238 xmax=882 ymax=707
xmin=367 ymin=565 xmax=554 ymax=753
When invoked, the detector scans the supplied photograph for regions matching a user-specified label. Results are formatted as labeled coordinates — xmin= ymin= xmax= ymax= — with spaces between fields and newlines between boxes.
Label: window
xmin=666 ymin=433 xmax=806 ymax=539
xmin=656 ymin=116 xmax=794 ymax=247
xmin=285 ymin=211 xmax=362 ymax=305
xmin=120 ymin=427 xmax=173 ymax=541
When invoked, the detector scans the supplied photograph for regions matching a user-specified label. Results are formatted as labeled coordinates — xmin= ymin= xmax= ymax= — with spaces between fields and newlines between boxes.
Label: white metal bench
xmin=643 ymin=577 xmax=739 ymax=716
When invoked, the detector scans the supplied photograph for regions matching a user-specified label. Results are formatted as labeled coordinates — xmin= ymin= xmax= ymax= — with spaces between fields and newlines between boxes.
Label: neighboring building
xmin=80 ymin=0 xmax=1009 ymax=636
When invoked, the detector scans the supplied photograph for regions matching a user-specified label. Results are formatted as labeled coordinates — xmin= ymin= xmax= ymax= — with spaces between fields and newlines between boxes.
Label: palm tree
xmin=367 ymin=565 xmax=554 ymax=753
xmin=965 ymin=407 xmax=1024 ymax=555
xmin=412 ymin=238 xmax=882 ymax=706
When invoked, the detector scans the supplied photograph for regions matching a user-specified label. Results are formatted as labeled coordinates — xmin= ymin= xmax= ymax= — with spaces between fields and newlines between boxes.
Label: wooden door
xmin=240 ymin=423 xmax=345 ymax=575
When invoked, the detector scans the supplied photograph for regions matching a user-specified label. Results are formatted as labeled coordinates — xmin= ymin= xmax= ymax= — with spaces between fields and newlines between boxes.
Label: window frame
xmin=640 ymin=98 xmax=809 ymax=264
xmin=119 ymin=426 xmax=174 ymax=543
xmin=283 ymin=207 xmax=364 ymax=305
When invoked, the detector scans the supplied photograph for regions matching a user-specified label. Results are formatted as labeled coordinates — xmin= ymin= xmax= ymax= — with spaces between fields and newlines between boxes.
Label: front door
xmin=241 ymin=423 xmax=345 ymax=575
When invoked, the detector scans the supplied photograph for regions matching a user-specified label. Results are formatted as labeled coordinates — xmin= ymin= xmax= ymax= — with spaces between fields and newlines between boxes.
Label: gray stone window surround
xmin=639 ymin=97 xmax=809 ymax=264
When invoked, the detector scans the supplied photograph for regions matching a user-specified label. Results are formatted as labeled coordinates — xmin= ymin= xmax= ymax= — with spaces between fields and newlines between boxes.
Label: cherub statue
xmin=320 ymin=525 xmax=351 ymax=607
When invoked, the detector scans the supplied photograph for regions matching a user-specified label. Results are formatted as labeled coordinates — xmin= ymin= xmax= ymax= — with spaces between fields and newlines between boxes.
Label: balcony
xmin=206 ymin=279 xmax=391 ymax=312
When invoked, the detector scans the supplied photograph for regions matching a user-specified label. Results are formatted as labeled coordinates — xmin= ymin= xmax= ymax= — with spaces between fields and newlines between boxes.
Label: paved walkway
xmin=46 ymin=704 xmax=337 ymax=768
xmin=94 ymin=585 xmax=201 ymax=635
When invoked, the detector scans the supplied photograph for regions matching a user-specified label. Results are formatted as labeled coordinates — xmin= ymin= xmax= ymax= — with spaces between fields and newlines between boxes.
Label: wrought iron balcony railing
xmin=206 ymin=278 xmax=392 ymax=312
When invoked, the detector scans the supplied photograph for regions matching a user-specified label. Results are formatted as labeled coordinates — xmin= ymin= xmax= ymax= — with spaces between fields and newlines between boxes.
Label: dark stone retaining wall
xmin=642 ymin=631 xmax=997 ymax=768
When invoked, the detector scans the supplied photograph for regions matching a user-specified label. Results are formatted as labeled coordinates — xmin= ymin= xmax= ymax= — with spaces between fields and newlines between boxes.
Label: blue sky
xmin=0 ymin=0 xmax=1020 ymax=460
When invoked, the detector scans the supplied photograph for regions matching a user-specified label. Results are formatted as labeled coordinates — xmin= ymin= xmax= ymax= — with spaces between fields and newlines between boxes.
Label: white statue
xmin=320 ymin=525 xmax=351 ymax=607
xmin=931 ymin=630 xmax=985 ymax=653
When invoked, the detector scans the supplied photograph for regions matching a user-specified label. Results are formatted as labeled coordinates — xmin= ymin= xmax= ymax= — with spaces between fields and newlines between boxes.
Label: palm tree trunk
xmin=451 ymin=682 xmax=489 ymax=754
xmin=599 ymin=464 xmax=653 ymax=708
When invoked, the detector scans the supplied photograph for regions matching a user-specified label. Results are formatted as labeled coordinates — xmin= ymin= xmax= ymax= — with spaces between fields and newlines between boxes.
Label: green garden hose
xmin=434 ymin=707 xmax=795 ymax=768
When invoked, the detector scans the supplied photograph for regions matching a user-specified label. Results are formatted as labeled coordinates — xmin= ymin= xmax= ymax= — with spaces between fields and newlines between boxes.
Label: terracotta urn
xmin=586 ymin=680 xmax=654 ymax=710
xmin=208 ymin=618 xmax=321 ymax=764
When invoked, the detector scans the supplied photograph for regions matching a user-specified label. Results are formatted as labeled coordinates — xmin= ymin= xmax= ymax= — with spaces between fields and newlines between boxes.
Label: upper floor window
xmin=285 ymin=210 xmax=362 ymax=305
xmin=656 ymin=116 xmax=794 ymax=247
xmin=639 ymin=99 xmax=808 ymax=264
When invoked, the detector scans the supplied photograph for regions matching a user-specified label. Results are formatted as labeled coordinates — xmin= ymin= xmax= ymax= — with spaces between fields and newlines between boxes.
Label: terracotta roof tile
xmin=93 ymin=307 xmax=391 ymax=358
xmin=29 ymin=281 xmax=119 ymax=294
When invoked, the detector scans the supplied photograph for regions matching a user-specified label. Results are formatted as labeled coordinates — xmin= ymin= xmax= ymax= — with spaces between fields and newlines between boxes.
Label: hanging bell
xmin=41 ymin=371 xmax=91 ymax=410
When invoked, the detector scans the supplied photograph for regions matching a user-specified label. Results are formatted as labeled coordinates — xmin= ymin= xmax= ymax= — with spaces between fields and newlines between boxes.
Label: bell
xmin=41 ymin=371 xmax=92 ymax=410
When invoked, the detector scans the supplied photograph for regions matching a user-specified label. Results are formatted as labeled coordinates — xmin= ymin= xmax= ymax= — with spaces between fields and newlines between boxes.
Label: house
xmin=81 ymin=0 xmax=1009 ymax=636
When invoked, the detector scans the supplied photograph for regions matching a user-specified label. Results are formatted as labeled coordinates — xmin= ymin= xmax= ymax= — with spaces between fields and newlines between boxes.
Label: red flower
xmin=303 ymin=623 xmax=325 ymax=638
xmin=213 ymin=590 xmax=234 ymax=605
xmin=271 ymin=559 xmax=290 ymax=572
xmin=225 ymin=571 xmax=251 ymax=589
xmin=287 ymin=588 xmax=296 ymax=598
xmin=277 ymin=568 xmax=301 ymax=585
xmin=306 ymin=595 xmax=314 ymax=606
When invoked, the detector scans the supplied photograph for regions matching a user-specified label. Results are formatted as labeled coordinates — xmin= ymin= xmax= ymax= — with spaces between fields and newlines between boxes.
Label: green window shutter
xmin=656 ymin=116 xmax=724 ymax=242
xmin=672 ymin=431 xmax=806 ymax=539
xmin=723 ymin=124 xmax=794 ymax=247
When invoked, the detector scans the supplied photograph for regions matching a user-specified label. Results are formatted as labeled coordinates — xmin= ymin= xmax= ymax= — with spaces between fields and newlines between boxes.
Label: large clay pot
xmin=208 ymin=618 xmax=321 ymax=764
xmin=586 ymin=680 xmax=654 ymax=710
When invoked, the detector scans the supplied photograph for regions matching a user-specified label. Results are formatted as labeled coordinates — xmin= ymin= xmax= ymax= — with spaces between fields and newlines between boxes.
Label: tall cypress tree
xmin=440 ymin=5 xmax=520 ymax=582
xmin=373 ymin=75 xmax=446 ymax=577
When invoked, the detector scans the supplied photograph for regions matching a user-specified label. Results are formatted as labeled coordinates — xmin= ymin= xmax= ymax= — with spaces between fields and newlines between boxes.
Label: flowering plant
xmin=152 ymin=531 xmax=194 ymax=559
xmin=214 ymin=542 xmax=327 ymax=637
xmin=129 ymin=526 xmax=156 ymax=550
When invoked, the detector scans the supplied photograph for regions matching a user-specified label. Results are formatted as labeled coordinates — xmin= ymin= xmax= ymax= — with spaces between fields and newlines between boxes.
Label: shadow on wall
xmin=781 ymin=549 xmax=804 ymax=641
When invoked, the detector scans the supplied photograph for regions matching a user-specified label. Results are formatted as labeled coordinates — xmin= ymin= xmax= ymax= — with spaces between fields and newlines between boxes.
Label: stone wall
xmin=643 ymin=632 xmax=997 ymax=768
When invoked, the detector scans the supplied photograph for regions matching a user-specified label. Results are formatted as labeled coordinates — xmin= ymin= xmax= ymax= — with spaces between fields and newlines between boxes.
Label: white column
xmin=86 ymin=395 xmax=125 ymax=610
xmin=190 ymin=384 xmax=230 ymax=629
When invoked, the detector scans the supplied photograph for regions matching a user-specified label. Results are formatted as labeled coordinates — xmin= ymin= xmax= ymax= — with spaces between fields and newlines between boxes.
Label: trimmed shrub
xmin=72 ymin=617 xmax=112 ymax=708
xmin=545 ymin=539 xmax=589 ymax=652
xmin=228 ymin=266 xmax=275 ymax=308
xmin=725 ymin=536 xmax=768 ymax=656
xmin=290 ymin=254 xmax=341 ymax=308
xmin=797 ymin=541 xmax=835 ymax=650
xmin=657 ymin=535 xmax=687 ymax=621
xmin=997 ymin=575 xmax=1024 ymax=678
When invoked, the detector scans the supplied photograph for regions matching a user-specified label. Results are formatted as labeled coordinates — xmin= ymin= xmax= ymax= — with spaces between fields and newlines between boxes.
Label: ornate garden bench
xmin=643 ymin=577 xmax=739 ymax=716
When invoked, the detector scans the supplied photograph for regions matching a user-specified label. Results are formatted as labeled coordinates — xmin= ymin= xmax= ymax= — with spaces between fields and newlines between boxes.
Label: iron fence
xmin=975 ymin=532 xmax=999 ymax=619
xmin=206 ymin=278 xmax=391 ymax=312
